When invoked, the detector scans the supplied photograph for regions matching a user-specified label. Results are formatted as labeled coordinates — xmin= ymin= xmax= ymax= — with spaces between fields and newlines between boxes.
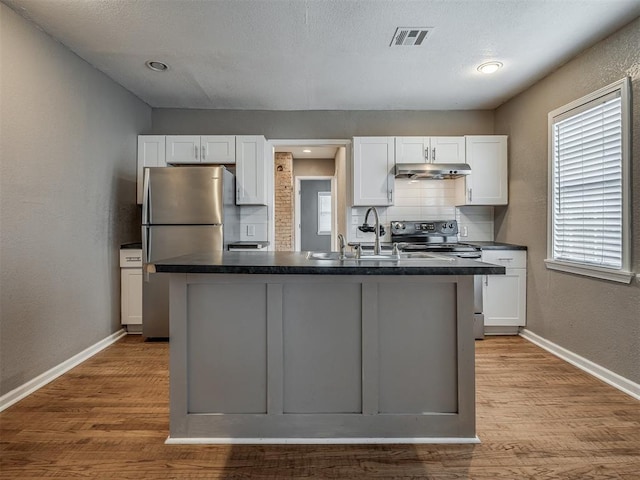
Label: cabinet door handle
xmin=498 ymin=258 xmax=514 ymax=261
xmin=425 ymin=148 xmax=429 ymax=162
xmin=484 ymin=275 xmax=488 ymax=286
xmin=201 ymin=145 xmax=205 ymax=161
xmin=468 ymin=188 xmax=473 ymax=202
xmin=388 ymin=189 xmax=393 ymax=203
xmin=432 ymin=147 xmax=436 ymax=161
xmin=194 ymin=145 xmax=198 ymax=160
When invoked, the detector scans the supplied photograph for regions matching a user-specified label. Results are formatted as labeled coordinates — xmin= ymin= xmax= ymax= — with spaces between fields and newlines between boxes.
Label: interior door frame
xmin=295 ymin=176 xmax=336 ymax=252
xmin=267 ymin=139 xmax=351 ymax=252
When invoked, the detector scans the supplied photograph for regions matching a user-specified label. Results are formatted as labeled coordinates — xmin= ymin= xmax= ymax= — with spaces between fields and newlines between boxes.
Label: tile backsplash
xmin=349 ymin=179 xmax=494 ymax=243
xmin=239 ymin=205 xmax=269 ymax=241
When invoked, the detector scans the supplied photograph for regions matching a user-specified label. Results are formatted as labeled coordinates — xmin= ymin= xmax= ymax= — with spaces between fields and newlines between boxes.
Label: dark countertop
xmin=121 ymin=242 xmax=142 ymax=249
xmin=463 ymin=241 xmax=527 ymax=250
xmin=150 ymin=251 xmax=505 ymax=276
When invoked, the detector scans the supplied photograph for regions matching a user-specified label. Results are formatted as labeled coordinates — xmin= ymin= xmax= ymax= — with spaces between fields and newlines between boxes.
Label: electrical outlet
xmin=461 ymin=226 xmax=468 ymax=237
xmin=247 ymin=225 xmax=255 ymax=237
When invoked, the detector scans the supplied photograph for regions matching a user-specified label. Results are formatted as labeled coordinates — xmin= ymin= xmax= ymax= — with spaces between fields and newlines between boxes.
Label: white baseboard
xmin=520 ymin=329 xmax=640 ymax=401
xmin=0 ymin=329 xmax=127 ymax=412
xmin=165 ymin=436 xmax=481 ymax=445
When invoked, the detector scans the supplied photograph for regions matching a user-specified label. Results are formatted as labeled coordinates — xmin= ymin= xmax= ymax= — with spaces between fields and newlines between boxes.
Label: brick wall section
xmin=274 ymin=152 xmax=294 ymax=251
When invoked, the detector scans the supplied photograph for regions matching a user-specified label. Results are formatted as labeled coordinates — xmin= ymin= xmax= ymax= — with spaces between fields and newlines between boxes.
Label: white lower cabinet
xmin=120 ymin=249 xmax=143 ymax=330
xmin=482 ymin=250 xmax=526 ymax=328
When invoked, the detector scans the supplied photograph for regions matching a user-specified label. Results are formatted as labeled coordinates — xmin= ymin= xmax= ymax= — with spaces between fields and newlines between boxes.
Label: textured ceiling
xmin=4 ymin=0 xmax=640 ymax=110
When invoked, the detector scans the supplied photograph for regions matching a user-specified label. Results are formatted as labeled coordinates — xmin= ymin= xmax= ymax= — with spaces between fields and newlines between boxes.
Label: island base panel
xmin=169 ymin=274 xmax=475 ymax=440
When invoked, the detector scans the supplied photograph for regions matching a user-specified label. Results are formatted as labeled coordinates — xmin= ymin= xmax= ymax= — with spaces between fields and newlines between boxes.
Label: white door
xmin=464 ymin=136 xmax=508 ymax=205
xmin=395 ymin=137 xmax=429 ymax=163
xmin=483 ymin=270 xmax=526 ymax=327
xmin=431 ymin=137 xmax=466 ymax=164
xmin=201 ymin=135 xmax=236 ymax=164
xmin=166 ymin=135 xmax=201 ymax=164
xmin=352 ymin=137 xmax=394 ymax=206
xmin=121 ymin=269 xmax=142 ymax=325
xmin=137 ymin=135 xmax=166 ymax=204
xmin=236 ymin=135 xmax=267 ymax=205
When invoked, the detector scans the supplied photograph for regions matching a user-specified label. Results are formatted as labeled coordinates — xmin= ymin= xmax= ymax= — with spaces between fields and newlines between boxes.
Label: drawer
xmin=120 ymin=249 xmax=143 ymax=267
xmin=482 ymin=250 xmax=526 ymax=268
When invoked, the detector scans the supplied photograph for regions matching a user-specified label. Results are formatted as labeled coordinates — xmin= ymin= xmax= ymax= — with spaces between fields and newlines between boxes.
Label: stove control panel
xmin=390 ymin=220 xmax=458 ymax=236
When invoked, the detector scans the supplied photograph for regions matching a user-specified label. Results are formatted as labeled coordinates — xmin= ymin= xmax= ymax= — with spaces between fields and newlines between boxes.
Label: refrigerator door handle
xmin=142 ymin=227 xmax=151 ymax=282
xmin=142 ymin=168 xmax=151 ymax=224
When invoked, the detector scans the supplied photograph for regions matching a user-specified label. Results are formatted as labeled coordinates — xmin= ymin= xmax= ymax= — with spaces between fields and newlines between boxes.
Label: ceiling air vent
xmin=390 ymin=27 xmax=432 ymax=47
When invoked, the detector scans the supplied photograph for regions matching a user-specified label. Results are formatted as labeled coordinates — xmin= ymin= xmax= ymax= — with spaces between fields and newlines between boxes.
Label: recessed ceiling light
xmin=302 ymin=149 xmax=311 ymax=153
xmin=146 ymin=60 xmax=169 ymax=72
xmin=477 ymin=61 xmax=503 ymax=74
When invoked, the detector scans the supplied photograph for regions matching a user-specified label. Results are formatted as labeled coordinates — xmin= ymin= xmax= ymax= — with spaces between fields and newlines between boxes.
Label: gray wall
xmin=494 ymin=18 xmax=640 ymax=383
xmin=151 ymin=109 xmax=494 ymax=137
xmin=0 ymin=4 xmax=151 ymax=395
xmin=293 ymin=158 xmax=335 ymax=177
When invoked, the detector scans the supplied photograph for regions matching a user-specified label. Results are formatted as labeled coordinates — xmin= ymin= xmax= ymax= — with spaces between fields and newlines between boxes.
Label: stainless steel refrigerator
xmin=142 ymin=166 xmax=239 ymax=338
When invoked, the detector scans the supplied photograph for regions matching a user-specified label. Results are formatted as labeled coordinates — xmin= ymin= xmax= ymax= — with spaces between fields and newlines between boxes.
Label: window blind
xmin=552 ymin=93 xmax=623 ymax=269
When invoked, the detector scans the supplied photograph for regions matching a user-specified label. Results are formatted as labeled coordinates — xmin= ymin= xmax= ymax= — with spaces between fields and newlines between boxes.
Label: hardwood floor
xmin=1 ymin=335 xmax=638 ymax=479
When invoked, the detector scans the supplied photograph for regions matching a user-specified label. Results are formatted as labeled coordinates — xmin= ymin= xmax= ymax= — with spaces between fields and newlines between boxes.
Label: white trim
xmin=268 ymin=139 xmax=351 ymax=252
xmin=166 ymin=436 xmax=480 ymax=445
xmin=544 ymin=259 xmax=634 ymax=284
xmin=270 ymin=139 xmax=352 ymax=147
xmin=0 ymin=329 xmax=127 ymax=412
xmin=520 ymin=329 xmax=640 ymax=401
xmin=546 ymin=77 xmax=632 ymax=279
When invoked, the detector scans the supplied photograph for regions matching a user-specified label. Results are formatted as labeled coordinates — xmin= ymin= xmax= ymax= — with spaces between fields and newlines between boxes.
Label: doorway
xmin=269 ymin=140 xmax=350 ymax=252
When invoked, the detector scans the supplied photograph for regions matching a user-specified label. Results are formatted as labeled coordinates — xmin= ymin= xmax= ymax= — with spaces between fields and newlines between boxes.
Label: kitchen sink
xmin=305 ymin=251 xmax=450 ymax=262
xmin=305 ymin=252 xmax=354 ymax=260
xmin=306 ymin=251 xmax=400 ymax=261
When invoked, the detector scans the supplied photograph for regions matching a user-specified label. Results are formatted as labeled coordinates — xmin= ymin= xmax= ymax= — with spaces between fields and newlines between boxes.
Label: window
xmin=545 ymin=78 xmax=632 ymax=283
xmin=317 ymin=191 xmax=332 ymax=235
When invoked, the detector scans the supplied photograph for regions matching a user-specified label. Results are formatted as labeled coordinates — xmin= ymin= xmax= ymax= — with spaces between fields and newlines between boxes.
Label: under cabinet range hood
xmin=395 ymin=162 xmax=471 ymax=179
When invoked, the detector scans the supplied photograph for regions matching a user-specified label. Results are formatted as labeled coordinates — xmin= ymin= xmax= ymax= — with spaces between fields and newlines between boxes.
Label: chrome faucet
xmin=363 ymin=206 xmax=382 ymax=256
xmin=337 ymin=233 xmax=346 ymax=259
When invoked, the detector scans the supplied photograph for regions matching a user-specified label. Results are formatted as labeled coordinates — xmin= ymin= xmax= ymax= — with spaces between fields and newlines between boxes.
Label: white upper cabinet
xmin=352 ymin=137 xmax=395 ymax=206
xmin=137 ymin=135 xmax=166 ymax=204
xmin=431 ymin=137 xmax=466 ymax=163
xmin=201 ymin=136 xmax=236 ymax=164
xmin=137 ymin=134 xmax=263 ymax=205
xmin=166 ymin=135 xmax=200 ymax=164
xmin=456 ymin=135 xmax=508 ymax=205
xmin=395 ymin=137 xmax=465 ymax=164
xmin=235 ymin=135 xmax=267 ymax=205
xmin=166 ymin=135 xmax=236 ymax=164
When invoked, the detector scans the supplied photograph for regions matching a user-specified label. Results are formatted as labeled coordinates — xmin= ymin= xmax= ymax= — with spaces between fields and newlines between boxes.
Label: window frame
xmin=545 ymin=77 xmax=633 ymax=284
xmin=317 ymin=191 xmax=332 ymax=236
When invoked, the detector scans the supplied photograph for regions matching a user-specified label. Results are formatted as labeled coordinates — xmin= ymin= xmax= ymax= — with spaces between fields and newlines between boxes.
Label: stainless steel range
xmin=390 ymin=220 xmax=481 ymax=258
xmin=390 ymin=219 xmax=485 ymax=339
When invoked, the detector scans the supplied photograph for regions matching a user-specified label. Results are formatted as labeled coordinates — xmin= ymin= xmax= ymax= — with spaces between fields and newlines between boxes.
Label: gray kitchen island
xmin=150 ymin=251 xmax=504 ymax=443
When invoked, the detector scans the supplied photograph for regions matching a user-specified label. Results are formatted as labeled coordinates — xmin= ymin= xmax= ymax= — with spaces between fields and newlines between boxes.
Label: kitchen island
xmin=151 ymin=251 xmax=504 ymax=443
